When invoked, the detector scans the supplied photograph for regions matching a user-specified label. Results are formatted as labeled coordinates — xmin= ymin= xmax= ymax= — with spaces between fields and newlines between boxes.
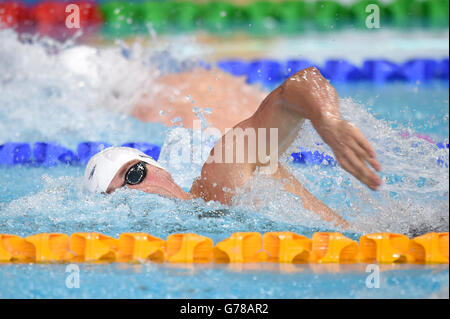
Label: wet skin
xmin=108 ymin=67 xmax=382 ymax=228
xmin=132 ymin=69 xmax=265 ymax=133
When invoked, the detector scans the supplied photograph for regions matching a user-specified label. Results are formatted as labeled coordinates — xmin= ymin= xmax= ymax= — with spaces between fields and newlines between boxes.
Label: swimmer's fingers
xmin=337 ymin=155 xmax=373 ymax=190
xmin=349 ymin=125 xmax=381 ymax=171
xmin=347 ymin=149 xmax=382 ymax=190
xmin=319 ymin=118 xmax=381 ymax=190
xmin=337 ymin=149 xmax=381 ymax=191
xmin=348 ymin=138 xmax=381 ymax=172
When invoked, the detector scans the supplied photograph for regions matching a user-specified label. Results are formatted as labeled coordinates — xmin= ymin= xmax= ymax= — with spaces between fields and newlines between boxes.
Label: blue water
xmin=0 ymin=263 xmax=448 ymax=299
xmin=0 ymin=30 xmax=448 ymax=298
xmin=334 ymin=82 xmax=449 ymax=139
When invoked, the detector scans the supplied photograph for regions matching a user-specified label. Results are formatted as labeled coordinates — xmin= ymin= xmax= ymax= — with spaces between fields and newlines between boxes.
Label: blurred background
xmin=1 ymin=0 xmax=449 ymax=59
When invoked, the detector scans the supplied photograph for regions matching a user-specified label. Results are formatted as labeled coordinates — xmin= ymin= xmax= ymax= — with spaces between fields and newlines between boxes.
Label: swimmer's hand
xmin=280 ymin=67 xmax=381 ymax=190
xmin=313 ymin=115 xmax=382 ymax=191
xmin=279 ymin=67 xmax=382 ymax=191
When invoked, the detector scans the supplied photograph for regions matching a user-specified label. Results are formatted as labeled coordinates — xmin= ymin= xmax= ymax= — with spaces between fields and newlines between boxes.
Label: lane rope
xmin=1 ymin=141 xmax=448 ymax=167
xmin=0 ymin=231 xmax=448 ymax=264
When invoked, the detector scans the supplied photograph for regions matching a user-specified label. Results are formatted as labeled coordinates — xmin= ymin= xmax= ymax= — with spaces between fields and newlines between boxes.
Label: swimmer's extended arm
xmin=191 ymin=67 xmax=381 ymax=223
xmin=277 ymin=67 xmax=382 ymax=189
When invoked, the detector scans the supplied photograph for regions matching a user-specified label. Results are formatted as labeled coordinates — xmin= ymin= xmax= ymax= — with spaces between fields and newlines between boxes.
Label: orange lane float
xmin=359 ymin=233 xmax=414 ymax=263
xmin=118 ymin=233 xmax=165 ymax=262
xmin=70 ymin=232 xmax=118 ymax=262
xmin=310 ymin=232 xmax=360 ymax=263
xmin=0 ymin=232 xmax=448 ymax=264
xmin=410 ymin=232 xmax=449 ymax=263
xmin=214 ymin=232 xmax=265 ymax=263
xmin=0 ymin=234 xmax=32 ymax=262
xmin=166 ymin=233 xmax=213 ymax=263
xmin=263 ymin=232 xmax=312 ymax=263
xmin=24 ymin=233 xmax=73 ymax=262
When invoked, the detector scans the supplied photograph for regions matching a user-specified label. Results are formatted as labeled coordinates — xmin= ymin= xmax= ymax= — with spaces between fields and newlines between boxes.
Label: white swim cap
xmin=83 ymin=147 xmax=165 ymax=194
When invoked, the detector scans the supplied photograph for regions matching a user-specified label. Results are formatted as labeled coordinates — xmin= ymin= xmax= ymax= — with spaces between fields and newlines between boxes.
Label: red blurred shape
xmin=77 ymin=1 xmax=103 ymax=27
xmin=31 ymin=1 xmax=103 ymax=40
xmin=31 ymin=1 xmax=65 ymax=38
xmin=0 ymin=1 xmax=29 ymax=30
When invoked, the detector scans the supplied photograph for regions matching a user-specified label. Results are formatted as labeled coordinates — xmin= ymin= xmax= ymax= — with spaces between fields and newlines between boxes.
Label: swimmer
xmin=131 ymin=68 xmax=265 ymax=133
xmin=84 ymin=67 xmax=382 ymax=228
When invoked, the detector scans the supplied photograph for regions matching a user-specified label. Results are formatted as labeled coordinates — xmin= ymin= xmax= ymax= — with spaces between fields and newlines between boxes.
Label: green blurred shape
xmin=385 ymin=0 xmax=423 ymax=27
xmin=313 ymin=0 xmax=348 ymax=31
xmin=243 ymin=1 xmax=279 ymax=34
xmin=100 ymin=1 xmax=140 ymax=37
xmin=201 ymin=1 xmax=240 ymax=33
xmin=170 ymin=1 xmax=203 ymax=31
xmin=101 ymin=1 xmax=139 ymax=25
xmin=139 ymin=1 xmax=174 ymax=32
xmin=349 ymin=0 xmax=384 ymax=29
xmin=96 ymin=0 xmax=449 ymax=36
xmin=277 ymin=1 xmax=310 ymax=32
xmin=423 ymin=0 xmax=449 ymax=28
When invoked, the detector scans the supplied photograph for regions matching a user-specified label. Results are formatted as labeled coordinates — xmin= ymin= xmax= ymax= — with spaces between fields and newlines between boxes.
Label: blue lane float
xmin=33 ymin=142 xmax=79 ymax=166
xmin=76 ymin=142 xmax=112 ymax=165
xmin=436 ymin=142 xmax=450 ymax=168
xmin=0 ymin=143 xmax=32 ymax=165
xmin=291 ymin=147 xmax=338 ymax=167
xmin=0 ymin=142 xmax=161 ymax=167
xmin=216 ymin=58 xmax=449 ymax=86
xmin=119 ymin=47 xmax=448 ymax=84
xmin=1 ymin=141 xmax=448 ymax=168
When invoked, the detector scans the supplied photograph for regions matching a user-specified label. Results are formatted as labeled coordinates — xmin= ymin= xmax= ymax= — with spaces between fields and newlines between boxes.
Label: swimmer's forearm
xmin=250 ymin=67 xmax=341 ymax=155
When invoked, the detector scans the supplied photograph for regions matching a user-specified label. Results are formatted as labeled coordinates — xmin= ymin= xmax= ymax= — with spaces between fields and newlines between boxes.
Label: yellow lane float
xmin=0 ymin=232 xmax=448 ymax=264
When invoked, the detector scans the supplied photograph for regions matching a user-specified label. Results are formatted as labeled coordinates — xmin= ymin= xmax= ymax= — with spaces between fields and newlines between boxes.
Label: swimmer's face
xmin=107 ymin=160 xmax=191 ymax=200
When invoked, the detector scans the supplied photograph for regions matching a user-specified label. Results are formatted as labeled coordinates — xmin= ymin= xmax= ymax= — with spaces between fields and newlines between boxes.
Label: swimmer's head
xmin=83 ymin=147 xmax=189 ymax=199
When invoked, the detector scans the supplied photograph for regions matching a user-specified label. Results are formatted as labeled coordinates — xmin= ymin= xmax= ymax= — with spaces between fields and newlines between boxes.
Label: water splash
xmin=280 ymin=98 xmax=449 ymax=236
xmin=0 ymin=30 xmax=208 ymax=147
xmin=0 ymin=29 xmax=448 ymax=239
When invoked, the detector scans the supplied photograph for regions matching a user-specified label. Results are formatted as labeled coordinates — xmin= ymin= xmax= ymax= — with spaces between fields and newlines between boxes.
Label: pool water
xmin=0 ymin=29 xmax=448 ymax=298
xmin=0 ymin=263 xmax=448 ymax=299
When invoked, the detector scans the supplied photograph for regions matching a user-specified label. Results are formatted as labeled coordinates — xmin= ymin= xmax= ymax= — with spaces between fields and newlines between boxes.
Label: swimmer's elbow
xmin=301 ymin=66 xmax=321 ymax=75
xmin=280 ymin=66 xmax=338 ymax=120
xmin=283 ymin=66 xmax=326 ymax=90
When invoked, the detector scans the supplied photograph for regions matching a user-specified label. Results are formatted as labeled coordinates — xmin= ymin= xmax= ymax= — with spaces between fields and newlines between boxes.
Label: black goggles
xmin=125 ymin=161 xmax=147 ymax=186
